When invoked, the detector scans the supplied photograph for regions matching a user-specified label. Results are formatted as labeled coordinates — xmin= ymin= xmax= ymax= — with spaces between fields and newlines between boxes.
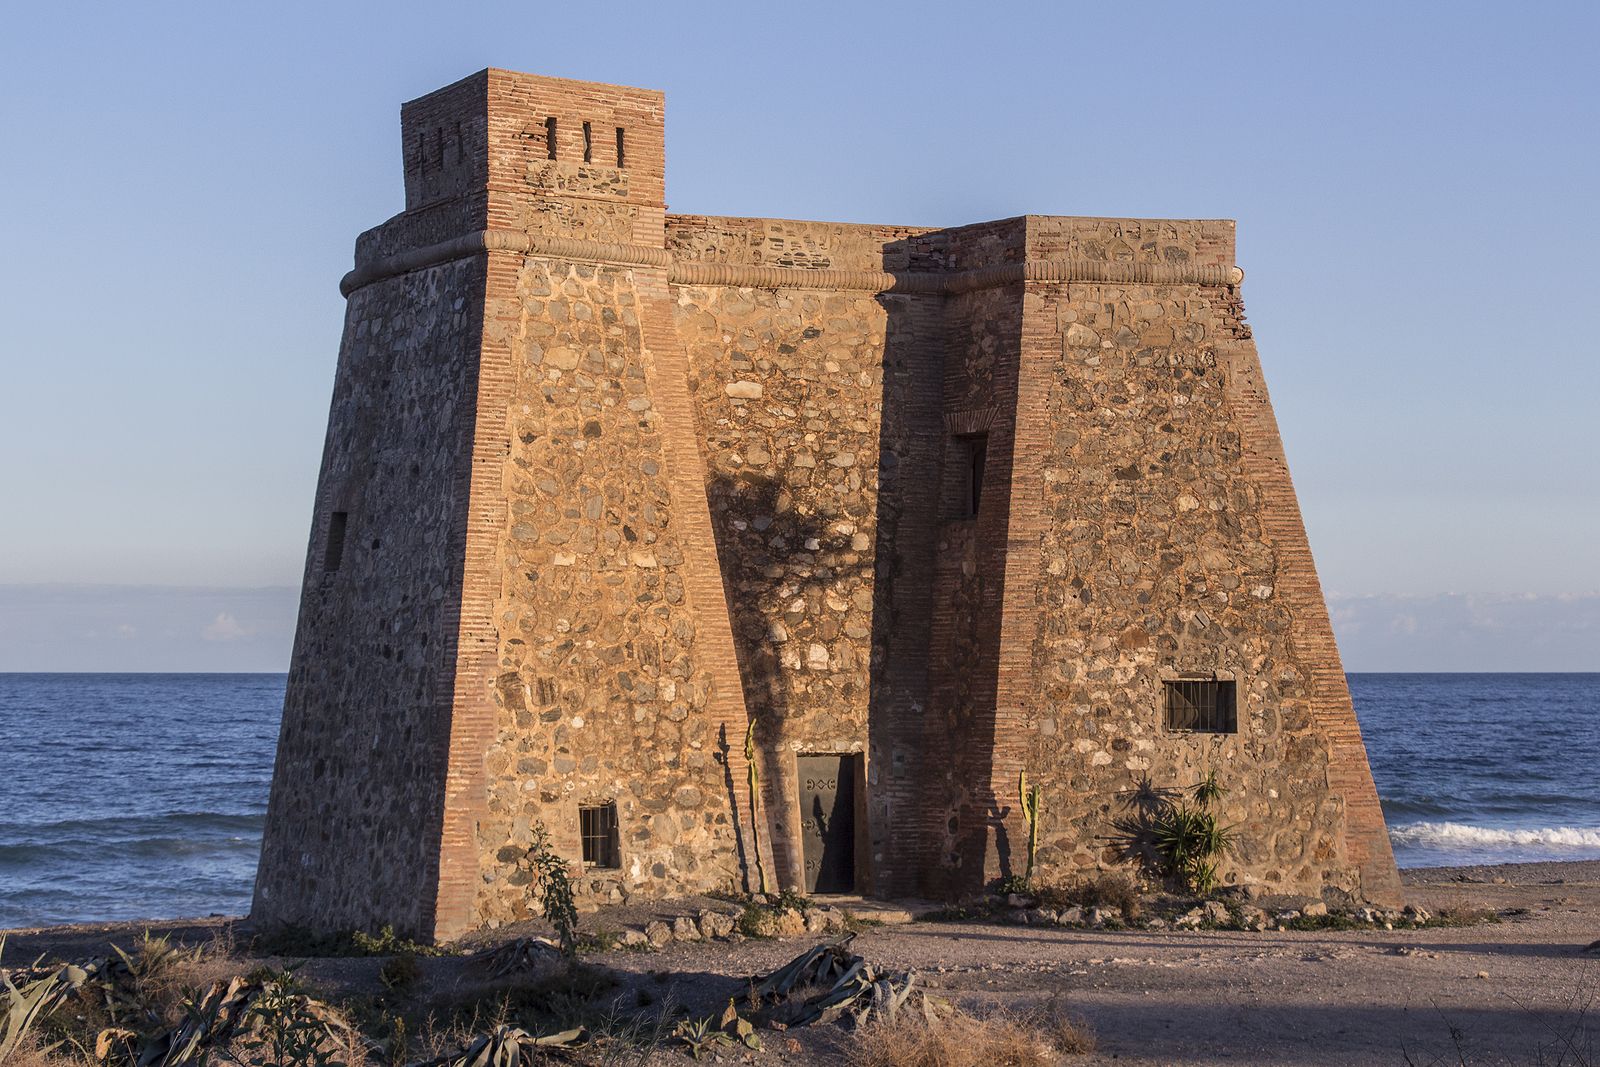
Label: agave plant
xmin=418 ymin=1023 xmax=585 ymax=1067
xmin=466 ymin=936 xmax=561 ymax=978
xmin=1 ymin=946 xmax=90 ymax=1065
xmin=672 ymin=1016 xmax=730 ymax=1062
xmin=1148 ymin=771 xmax=1236 ymax=894
xmin=747 ymin=934 xmax=949 ymax=1031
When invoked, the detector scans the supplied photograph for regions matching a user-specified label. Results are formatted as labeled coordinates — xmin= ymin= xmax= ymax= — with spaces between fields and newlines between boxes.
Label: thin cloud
xmin=1330 ymin=592 xmax=1600 ymax=672
xmin=202 ymin=612 xmax=255 ymax=642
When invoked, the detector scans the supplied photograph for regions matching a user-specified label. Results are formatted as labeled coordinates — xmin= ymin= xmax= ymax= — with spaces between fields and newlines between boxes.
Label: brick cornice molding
xmin=341 ymin=228 xmax=1245 ymax=297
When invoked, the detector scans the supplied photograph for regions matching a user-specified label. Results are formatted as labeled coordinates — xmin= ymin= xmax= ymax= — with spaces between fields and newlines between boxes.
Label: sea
xmin=1 ymin=672 xmax=1597 ymax=929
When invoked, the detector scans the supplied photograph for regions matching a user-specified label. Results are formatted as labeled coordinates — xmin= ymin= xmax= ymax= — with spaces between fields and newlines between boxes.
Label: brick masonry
xmin=252 ymin=69 xmax=1400 ymax=942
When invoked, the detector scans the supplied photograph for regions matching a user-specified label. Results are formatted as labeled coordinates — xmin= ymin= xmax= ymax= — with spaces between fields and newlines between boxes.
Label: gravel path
xmin=6 ymin=861 xmax=1598 ymax=1064
xmin=606 ymin=862 xmax=1600 ymax=1064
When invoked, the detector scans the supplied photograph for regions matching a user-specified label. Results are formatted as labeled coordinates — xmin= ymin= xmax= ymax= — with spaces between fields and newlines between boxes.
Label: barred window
xmin=579 ymin=802 xmax=620 ymax=869
xmin=1164 ymin=679 xmax=1237 ymax=733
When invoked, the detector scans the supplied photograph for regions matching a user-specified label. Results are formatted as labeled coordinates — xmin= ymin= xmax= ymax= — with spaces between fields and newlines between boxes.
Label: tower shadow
xmin=706 ymin=471 xmax=868 ymax=891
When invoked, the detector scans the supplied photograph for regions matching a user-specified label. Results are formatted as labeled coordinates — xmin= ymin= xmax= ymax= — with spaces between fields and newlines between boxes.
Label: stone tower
xmin=254 ymin=69 xmax=1400 ymax=942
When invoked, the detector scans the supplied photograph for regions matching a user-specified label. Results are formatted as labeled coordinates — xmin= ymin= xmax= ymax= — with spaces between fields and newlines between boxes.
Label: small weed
xmin=377 ymin=953 xmax=421 ymax=993
xmin=1281 ymin=912 xmax=1367 ymax=932
xmin=917 ymin=903 xmax=996 ymax=923
xmin=737 ymin=903 xmax=769 ymax=939
xmin=251 ymin=923 xmax=446 ymax=959
xmin=993 ymin=874 xmax=1032 ymax=897
xmin=578 ymin=927 xmax=621 ymax=954
xmin=1427 ymin=905 xmax=1502 ymax=928
xmin=1034 ymin=999 xmax=1097 ymax=1056
xmin=350 ymin=925 xmax=443 ymax=957
xmin=773 ymin=888 xmax=808 ymax=913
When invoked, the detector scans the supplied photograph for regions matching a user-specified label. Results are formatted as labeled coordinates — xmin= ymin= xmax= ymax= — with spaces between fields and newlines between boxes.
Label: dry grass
xmin=122 ymin=934 xmax=243 ymax=1022
xmin=1034 ymin=872 xmax=1143 ymax=922
xmin=3 ymin=1037 xmax=82 ymax=1067
xmin=7 ymin=933 xmax=376 ymax=1067
xmin=22 ymin=933 xmax=238 ymax=1061
xmin=1034 ymin=1004 xmax=1096 ymax=1056
xmin=850 ymin=1005 xmax=1095 ymax=1067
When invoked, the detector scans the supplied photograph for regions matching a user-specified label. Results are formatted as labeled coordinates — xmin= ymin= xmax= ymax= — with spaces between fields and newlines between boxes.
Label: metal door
xmin=797 ymin=754 xmax=856 ymax=893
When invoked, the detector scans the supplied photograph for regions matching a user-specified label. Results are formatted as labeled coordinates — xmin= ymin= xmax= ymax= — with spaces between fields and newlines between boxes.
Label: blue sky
xmin=1 ymin=1 xmax=1595 ymax=670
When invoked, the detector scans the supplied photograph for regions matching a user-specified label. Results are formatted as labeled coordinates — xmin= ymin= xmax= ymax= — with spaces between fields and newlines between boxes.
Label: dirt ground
xmin=6 ymin=861 xmax=1599 ymax=1066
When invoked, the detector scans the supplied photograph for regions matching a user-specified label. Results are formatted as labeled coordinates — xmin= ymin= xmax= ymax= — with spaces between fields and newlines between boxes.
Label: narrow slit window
xmin=615 ymin=126 xmax=625 ymax=167
xmin=582 ymin=121 xmax=593 ymax=162
xmin=579 ymin=802 xmax=620 ymax=869
xmin=545 ymin=116 xmax=558 ymax=160
xmin=956 ymin=434 xmax=987 ymax=518
xmin=323 ymin=512 xmax=348 ymax=573
xmin=1164 ymin=679 xmax=1237 ymax=733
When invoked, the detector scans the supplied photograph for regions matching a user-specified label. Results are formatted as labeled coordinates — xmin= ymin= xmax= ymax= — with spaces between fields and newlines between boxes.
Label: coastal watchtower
xmin=254 ymin=70 xmax=759 ymax=940
xmin=255 ymin=68 xmax=1400 ymax=942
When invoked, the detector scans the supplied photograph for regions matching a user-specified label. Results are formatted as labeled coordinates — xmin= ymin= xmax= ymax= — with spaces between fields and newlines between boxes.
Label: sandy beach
xmin=5 ymin=860 xmax=1598 ymax=1065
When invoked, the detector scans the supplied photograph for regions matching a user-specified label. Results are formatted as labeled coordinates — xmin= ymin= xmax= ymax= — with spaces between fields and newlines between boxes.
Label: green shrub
xmin=527 ymin=823 xmax=580 ymax=959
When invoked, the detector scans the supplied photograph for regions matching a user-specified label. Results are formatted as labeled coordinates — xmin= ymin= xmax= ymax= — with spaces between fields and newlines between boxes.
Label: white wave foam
xmin=1390 ymin=821 xmax=1600 ymax=850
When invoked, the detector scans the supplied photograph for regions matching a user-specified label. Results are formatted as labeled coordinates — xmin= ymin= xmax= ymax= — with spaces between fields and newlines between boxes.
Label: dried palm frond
xmin=466 ymin=937 xmax=562 ymax=978
xmin=747 ymin=935 xmax=950 ymax=1030
xmin=407 ymin=1023 xmax=586 ymax=1067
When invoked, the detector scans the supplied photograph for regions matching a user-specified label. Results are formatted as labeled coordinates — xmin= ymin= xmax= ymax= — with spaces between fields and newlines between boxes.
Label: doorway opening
xmin=797 ymin=753 xmax=859 ymax=893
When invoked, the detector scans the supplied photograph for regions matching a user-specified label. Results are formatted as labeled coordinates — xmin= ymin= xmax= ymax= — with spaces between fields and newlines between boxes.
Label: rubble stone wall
xmin=470 ymin=258 xmax=743 ymax=924
xmin=1004 ymin=216 xmax=1398 ymax=901
xmin=1020 ymin=276 xmax=1350 ymax=894
xmin=252 ymin=257 xmax=486 ymax=938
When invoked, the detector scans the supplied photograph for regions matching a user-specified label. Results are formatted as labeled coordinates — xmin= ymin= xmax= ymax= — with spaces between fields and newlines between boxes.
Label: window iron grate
xmin=1164 ymin=680 xmax=1237 ymax=733
xmin=579 ymin=802 xmax=620 ymax=869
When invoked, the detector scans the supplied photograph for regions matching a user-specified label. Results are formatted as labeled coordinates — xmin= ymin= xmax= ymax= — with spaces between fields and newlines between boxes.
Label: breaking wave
xmin=1390 ymin=821 xmax=1600 ymax=852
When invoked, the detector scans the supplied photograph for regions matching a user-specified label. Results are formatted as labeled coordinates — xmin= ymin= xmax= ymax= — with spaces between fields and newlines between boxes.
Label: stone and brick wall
xmin=470 ymin=256 xmax=744 ymax=924
xmin=253 ymin=69 xmax=1399 ymax=942
xmin=252 ymin=256 xmax=486 ymax=936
